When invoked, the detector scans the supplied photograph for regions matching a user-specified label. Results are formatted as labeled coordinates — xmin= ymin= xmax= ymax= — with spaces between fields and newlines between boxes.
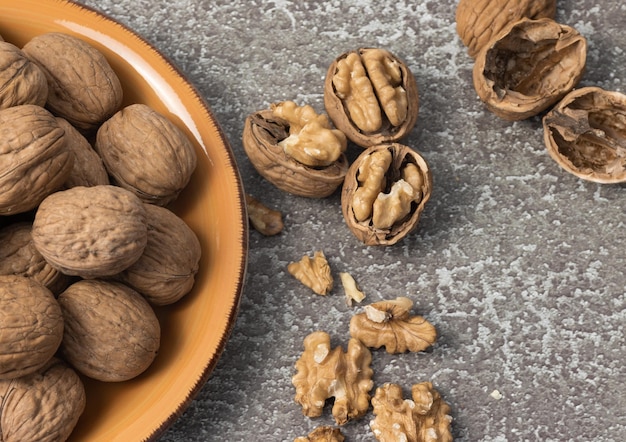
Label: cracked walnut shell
xmin=324 ymin=48 xmax=418 ymax=147
xmin=543 ymin=86 xmax=626 ymax=183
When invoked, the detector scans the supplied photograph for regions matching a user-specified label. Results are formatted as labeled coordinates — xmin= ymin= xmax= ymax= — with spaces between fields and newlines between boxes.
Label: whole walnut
xmin=0 ymin=275 xmax=64 ymax=380
xmin=0 ymin=104 xmax=73 ymax=215
xmin=32 ymin=185 xmax=148 ymax=279
xmin=22 ymin=32 xmax=123 ymax=132
xmin=95 ymin=103 xmax=197 ymax=205
xmin=0 ymin=357 xmax=85 ymax=442
xmin=58 ymin=279 xmax=161 ymax=382
xmin=117 ymin=204 xmax=201 ymax=306
xmin=0 ymin=41 xmax=48 ymax=109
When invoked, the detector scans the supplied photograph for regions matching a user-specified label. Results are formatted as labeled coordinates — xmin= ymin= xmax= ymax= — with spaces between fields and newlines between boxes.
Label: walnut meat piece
xmin=117 ymin=204 xmax=201 ymax=306
xmin=0 ymin=41 xmax=48 ymax=109
xmin=0 ymin=357 xmax=85 ymax=442
xmin=58 ymin=279 xmax=160 ymax=382
xmin=294 ymin=426 xmax=345 ymax=442
xmin=370 ymin=382 xmax=453 ymax=442
xmin=324 ymin=48 xmax=418 ymax=147
xmin=0 ymin=275 xmax=63 ymax=380
xmin=292 ymin=331 xmax=373 ymax=425
xmin=288 ymin=250 xmax=333 ymax=296
xmin=246 ymin=193 xmax=284 ymax=236
xmin=455 ymin=0 xmax=557 ymax=58
xmin=542 ymin=86 xmax=626 ymax=183
xmin=95 ymin=103 xmax=197 ymax=205
xmin=243 ymin=102 xmax=349 ymax=198
xmin=22 ymin=32 xmax=123 ymax=132
xmin=473 ymin=18 xmax=587 ymax=121
xmin=342 ymin=143 xmax=432 ymax=246
xmin=350 ymin=297 xmax=436 ymax=354
xmin=0 ymin=104 xmax=72 ymax=215
xmin=32 ymin=185 xmax=148 ymax=279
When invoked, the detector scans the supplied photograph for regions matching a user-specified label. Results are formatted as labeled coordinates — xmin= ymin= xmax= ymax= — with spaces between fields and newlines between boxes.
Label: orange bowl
xmin=0 ymin=0 xmax=248 ymax=440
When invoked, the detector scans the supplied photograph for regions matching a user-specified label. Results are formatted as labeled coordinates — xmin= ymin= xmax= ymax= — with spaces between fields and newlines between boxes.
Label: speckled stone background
xmin=75 ymin=1 xmax=625 ymax=440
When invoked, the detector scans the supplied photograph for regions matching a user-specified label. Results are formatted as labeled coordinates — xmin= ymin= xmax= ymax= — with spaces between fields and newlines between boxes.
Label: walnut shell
xmin=0 ymin=104 xmax=73 ymax=215
xmin=58 ymin=279 xmax=160 ymax=382
xmin=543 ymin=86 xmax=626 ymax=183
xmin=242 ymin=108 xmax=348 ymax=198
xmin=95 ymin=103 xmax=197 ymax=205
xmin=473 ymin=18 xmax=587 ymax=121
xmin=117 ymin=204 xmax=201 ymax=305
xmin=22 ymin=32 xmax=123 ymax=132
xmin=324 ymin=48 xmax=419 ymax=147
xmin=0 ymin=275 xmax=63 ymax=380
xmin=0 ymin=357 xmax=85 ymax=442
xmin=32 ymin=185 xmax=148 ymax=278
xmin=342 ymin=143 xmax=432 ymax=246
xmin=456 ymin=0 xmax=557 ymax=58
xmin=0 ymin=41 xmax=48 ymax=109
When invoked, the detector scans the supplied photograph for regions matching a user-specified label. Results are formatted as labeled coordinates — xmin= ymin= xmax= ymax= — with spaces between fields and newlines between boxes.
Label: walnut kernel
xmin=288 ymin=250 xmax=333 ymax=296
xmin=294 ymin=426 xmax=345 ymax=442
xmin=339 ymin=271 xmax=366 ymax=307
xmin=246 ymin=193 xmax=284 ymax=236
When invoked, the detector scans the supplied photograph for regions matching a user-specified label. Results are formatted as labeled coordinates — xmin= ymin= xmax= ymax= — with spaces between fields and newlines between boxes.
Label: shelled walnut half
xmin=243 ymin=101 xmax=348 ymax=198
xmin=324 ymin=48 xmax=419 ymax=147
xmin=288 ymin=250 xmax=333 ymax=296
xmin=341 ymin=143 xmax=432 ymax=246
xmin=350 ymin=297 xmax=436 ymax=353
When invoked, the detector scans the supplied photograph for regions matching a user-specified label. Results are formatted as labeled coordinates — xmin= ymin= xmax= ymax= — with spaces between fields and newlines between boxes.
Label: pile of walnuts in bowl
xmin=0 ymin=31 xmax=201 ymax=441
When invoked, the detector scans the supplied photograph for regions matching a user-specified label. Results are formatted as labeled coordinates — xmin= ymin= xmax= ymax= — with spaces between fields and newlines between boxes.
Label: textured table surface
xmin=75 ymin=1 xmax=625 ymax=440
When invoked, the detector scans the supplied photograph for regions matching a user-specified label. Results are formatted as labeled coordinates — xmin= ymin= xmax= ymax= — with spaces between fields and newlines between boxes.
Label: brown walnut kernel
xmin=370 ymin=382 xmax=453 ymax=442
xmin=473 ymin=18 xmax=587 ymax=121
xmin=350 ymin=296 xmax=436 ymax=354
xmin=292 ymin=331 xmax=374 ymax=425
xmin=246 ymin=193 xmax=284 ymax=236
xmin=294 ymin=426 xmax=345 ymax=442
xmin=542 ymin=86 xmax=626 ymax=183
xmin=455 ymin=0 xmax=557 ymax=58
xmin=243 ymin=101 xmax=349 ymax=198
xmin=324 ymin=48 xmax=419 ymax=147
xmin=288 ymin=250 xmax=334 ymax=296
xmin=0 ymin=41 xmax=48 ymax=109
xmin=342 ymin=143 xmax=432 ymax=246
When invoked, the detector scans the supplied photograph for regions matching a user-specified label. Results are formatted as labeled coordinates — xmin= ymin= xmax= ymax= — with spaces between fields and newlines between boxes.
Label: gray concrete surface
xmin=76 ymin=1 xmax=626 ymax=440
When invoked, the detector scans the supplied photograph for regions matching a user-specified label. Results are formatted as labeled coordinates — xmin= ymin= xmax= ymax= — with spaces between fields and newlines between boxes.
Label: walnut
xmin=288 ymin=250 xmax=333 ymax=296
xmin=243 ymin=101 xmax=349 ymax=198
xmin=455 ymin=0 xmax=557 ymax=58
xmin=370 ymin=382 xmax=453 ymax=442
xmin=95 ymin=103 xmax=198 ymax=206
xmin=324 ymin=48 xmax=419 ymax=147
xmin=350 ymin=297 xmax=436 ymax=354
xmin=542 ymin=86 xmax=626 ymax=183
xmin=292 ymin=331 xmax=374 ymax=425
xmin=32 ymin=185 xmax=148 ymax=279
xmin=0 ymin=357 xmax=85 ymax=442
xmin=58 ymin=279 xmax=160 ymax=382
xmin=0 ymin=104 xmax=73 ymax=215
xmin=294 ymin=426 xmax=345 ymax=442
xmin=473 ymin=18 xmax=587 ymax=121
xmin=0 ymin=41 xmax=48 ymax=109
xmin=0 ymin=275 xmax=63 ymax=380
xmin=0 ymin=221 xmax=69 ymax=295
xmin=246 ymin=193 xmax=284 ymax=236
xmin=339 ymin=271 xmax=366 ymax=307
xmin=342 ymin=143 xmax=432 ymax=246
xmin=117 ymin=203 xmax=201 ymax=306
xmin=22 ymin=32 xmax=123 ymax=132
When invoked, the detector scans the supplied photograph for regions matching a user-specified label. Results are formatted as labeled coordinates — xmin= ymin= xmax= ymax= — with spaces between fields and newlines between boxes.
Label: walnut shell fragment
xmin=288 ymin=250 xmax=333 ymax=296
xmin=294 ymin=426 xmax=345 ymax=442
xmin=542 ymin=86 xmax=626 ymax=183
xmin=473 ymin=18 xmax=587 ymax=121
xmin=456 ymin=0 xmax=557 ymax=58
xmin=0 ymin=357 xmax=85 ymax=442
xmin=0 ymin=41 xmax=48 ymax=109
xmin=246 ymin=193 xmax=284 ymax=236
xmin=350 ymin=297 xmax=436 ymax=354
xmin=370 ymin=382 xmax=453 ymax=442
xmin=0 ymin=275 xmax=63 ymax=380
xmin=324 ymin=48 xmax=419 ymax=147
xmin=292 ymin=331 xmax=373 ymax=425
xmin=243 ymin=102 xmax=349 ymax=198
xmin=342 ymin=143 xmax=432 ymax=246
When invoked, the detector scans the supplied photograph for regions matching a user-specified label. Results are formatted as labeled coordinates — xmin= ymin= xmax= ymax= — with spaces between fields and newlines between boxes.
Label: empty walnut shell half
xmin=341 ymin=143 xmax=432 ymax=246
xmin=324 ymin=48 xmax=419 ymax=147
xmin=543 ymin=86 xmax=626 ymax=183
xmin=473 ymin=18 xmax=587 ymax=121
xmin=242 ymin=107 xmax=349 ymax=198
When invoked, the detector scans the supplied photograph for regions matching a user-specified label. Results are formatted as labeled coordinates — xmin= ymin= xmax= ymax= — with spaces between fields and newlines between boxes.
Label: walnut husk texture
xmin=0 ymin=41 xmax=48 ymax=109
